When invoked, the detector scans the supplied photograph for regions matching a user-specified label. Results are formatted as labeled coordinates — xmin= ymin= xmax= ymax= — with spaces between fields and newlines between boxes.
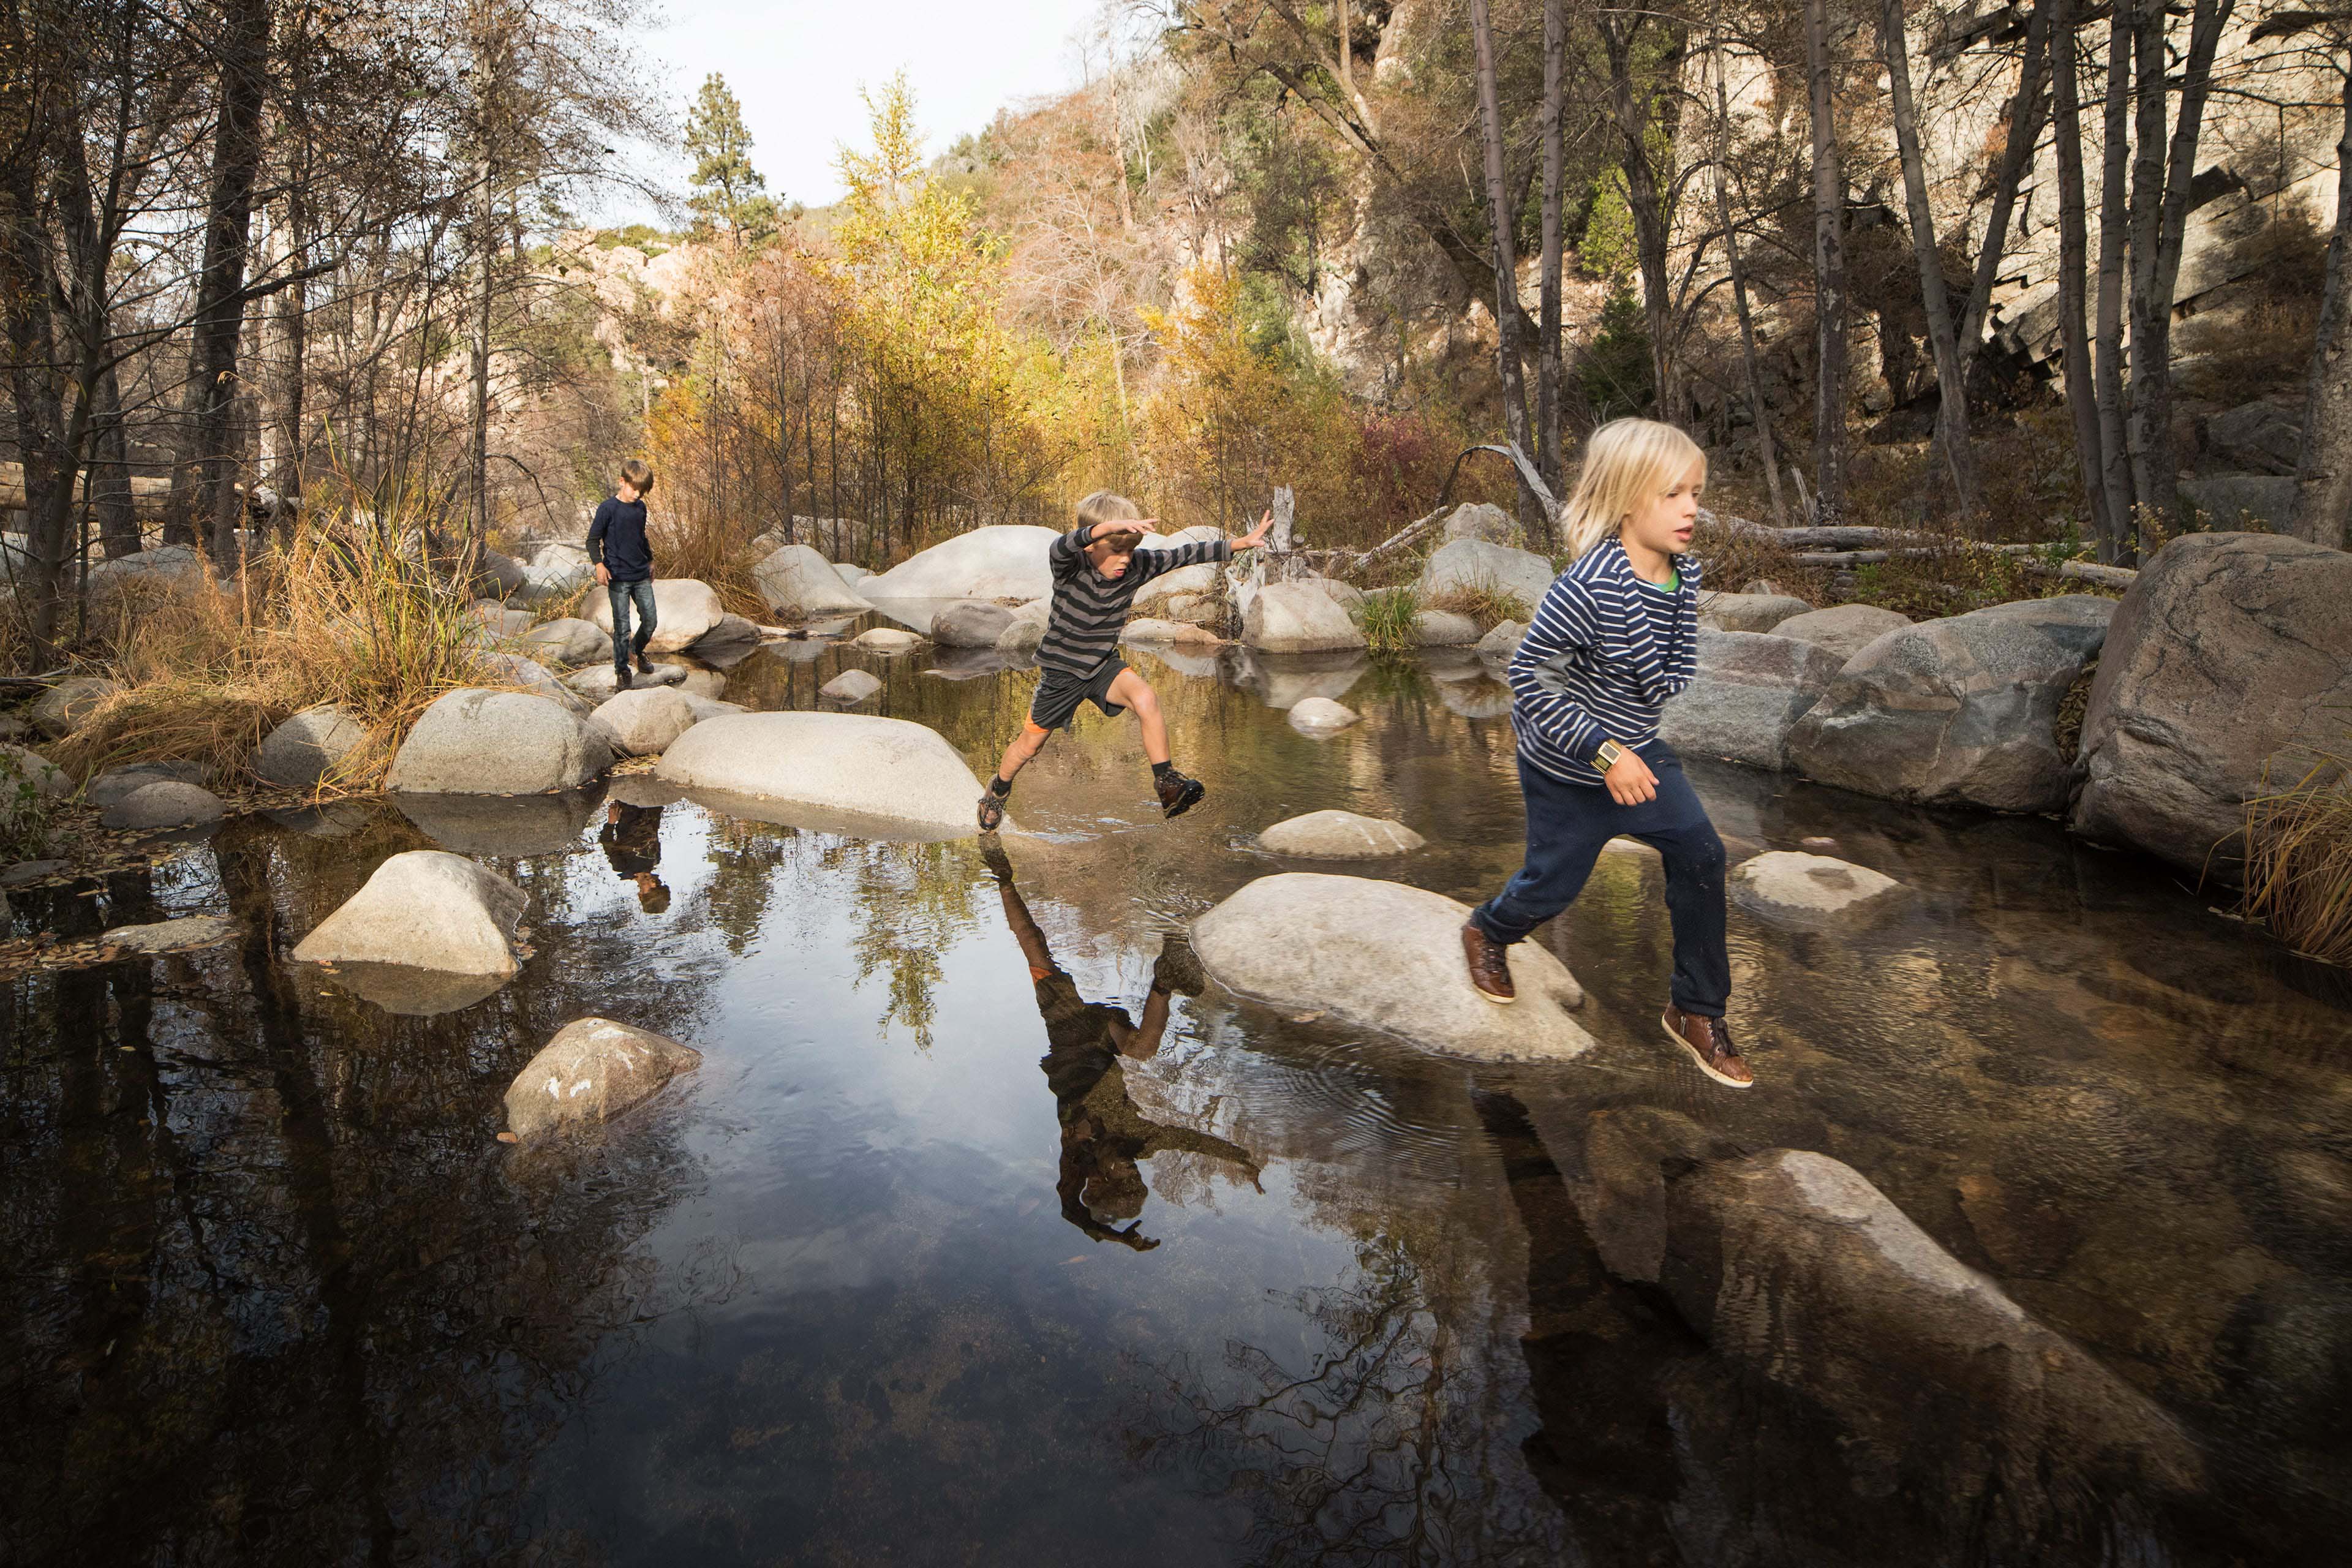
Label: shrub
xmin=0 ymin=748 xmax=56 ymax=859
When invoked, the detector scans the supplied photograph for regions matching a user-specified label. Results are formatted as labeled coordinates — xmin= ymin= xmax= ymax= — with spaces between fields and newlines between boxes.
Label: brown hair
xmin=1077 ymin=489 xmax=1143 ymax=552
xmin=618 ymin=458 xmax=655 ymax=497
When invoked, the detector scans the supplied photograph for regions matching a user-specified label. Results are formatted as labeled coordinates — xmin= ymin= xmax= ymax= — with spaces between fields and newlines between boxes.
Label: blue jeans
xmin=1472 ymin=744 xmax=1731 ymax=1017
xmin=607 ymin=579 xmax=657 ymax=669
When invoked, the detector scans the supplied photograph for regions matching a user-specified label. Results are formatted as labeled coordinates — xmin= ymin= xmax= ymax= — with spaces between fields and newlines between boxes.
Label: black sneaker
xmin=633 ymin=650 xmax=655 ymax=674
xmin=1155 ymin=769 xmax=1205 ymax=818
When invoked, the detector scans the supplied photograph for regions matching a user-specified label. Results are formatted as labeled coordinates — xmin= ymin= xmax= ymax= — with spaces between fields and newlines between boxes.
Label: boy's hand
xmin=595 ymin=563 xmax=611 ymax=586
xmin=1604 ymin=748 xmax=1659 ymax=806
xmin=1235 ymin=509 xmax=1274 ymax=550
xmin=1091 ymin=518 xmax=1160 ymax=539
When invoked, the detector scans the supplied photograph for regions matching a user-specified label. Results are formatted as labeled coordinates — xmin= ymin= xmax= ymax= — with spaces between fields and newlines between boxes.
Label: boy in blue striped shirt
xmin=1460 ymin=420 xmax=1752 ymax=1088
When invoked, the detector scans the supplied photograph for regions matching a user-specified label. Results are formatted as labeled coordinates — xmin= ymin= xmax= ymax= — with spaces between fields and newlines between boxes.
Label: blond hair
xmin=618 ymin=458 xmax=655 ymax=497
xmin=1558 ymin=419 xmax=1705 ymax=560
xmin=1076 ymin=489 xmax=1144 ymax=549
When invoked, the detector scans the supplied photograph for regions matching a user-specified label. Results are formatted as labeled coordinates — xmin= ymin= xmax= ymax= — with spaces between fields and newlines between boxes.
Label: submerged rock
xmin=386 ymin=689 xmax=612 ymax=794
xmin=654 ymin=711 xmax=994 ymax=839
xmin=1789 ymin=596 xmax=2114 ymax=812
xmin=504 ymin=1017 xmax=702 ymax=1141
xmin=1258 ymin=810 xmax=1423 ymax=858
xmin=292 ymin=850 xmax=526 ymax=975
xmin=254 ymin=704 xmax=369 ymax=790
xmin=859 ymin=524 xmax=1060 ymax=601
xmin=2074 ymin=532 xmax=2352 ymax=878
xmin=1243 ymin=581 xmax=1366 ymax=653
xmin=587 ymin=578 xmax=723 ymax=652
xmin=590 ymin=686 xmax=698 ymax=756
xmin=1729 ymin=851 xmax=1902 ymax=928
xmin=1191 ymin=873 xmax=1590 ymax=1063
xmin=1661 ymin=630 xmax=1843 ymax=771
xmin=101 ymin=780 xmax=225 ymax=831
xmin=820 ymin=668 xmax=883 ymax=705
xmin=1286 ymin=696 xmax=1359 ymax=735
xmin=755 ymin=543 xmax=874 ymax=619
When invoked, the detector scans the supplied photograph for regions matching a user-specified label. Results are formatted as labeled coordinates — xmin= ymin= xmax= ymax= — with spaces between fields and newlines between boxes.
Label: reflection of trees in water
xmin=1128 ymin=1232 xmax=1559 ymax=1566
xmin=0 ymin=829 xmax=726 ymax=1566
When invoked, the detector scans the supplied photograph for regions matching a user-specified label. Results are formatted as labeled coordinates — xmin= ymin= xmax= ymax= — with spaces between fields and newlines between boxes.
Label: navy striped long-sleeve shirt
xmin=1036 ymin=527 xmax=1232 ymax=678
xmin=1506 ymin=537 xmax=1702 ymax=786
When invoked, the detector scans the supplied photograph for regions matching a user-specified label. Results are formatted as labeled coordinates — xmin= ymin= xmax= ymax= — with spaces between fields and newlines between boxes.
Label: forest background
xmin=4 ymin=0 xmax=2350 ymax=671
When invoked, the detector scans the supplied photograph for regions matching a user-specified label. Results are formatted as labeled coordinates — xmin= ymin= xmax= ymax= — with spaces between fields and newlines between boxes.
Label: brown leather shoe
xmin=1155 ymin=768 xmax=1205 ymax=818
xmin=1660 ymin=1005 xmax=1754 ymax=1088
xmin=1460 ymin=921 xmax=1515 ymax=1004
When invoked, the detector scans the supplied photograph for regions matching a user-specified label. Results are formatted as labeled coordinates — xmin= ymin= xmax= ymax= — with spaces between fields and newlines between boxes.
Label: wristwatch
xmin=1594 ymin=739 xmax=1627 ymax=771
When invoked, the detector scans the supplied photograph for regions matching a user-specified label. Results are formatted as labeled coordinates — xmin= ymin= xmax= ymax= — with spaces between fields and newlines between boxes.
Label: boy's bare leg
xmin=993 ymin=720 xmax=1051 ymax=785
xmin=1106 ymin=669 xmax=1169 ymax=764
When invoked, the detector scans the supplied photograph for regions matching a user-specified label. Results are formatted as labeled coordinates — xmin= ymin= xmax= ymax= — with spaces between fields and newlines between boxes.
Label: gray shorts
xmin=1029 ymin=659 xmax=1129 ymax=731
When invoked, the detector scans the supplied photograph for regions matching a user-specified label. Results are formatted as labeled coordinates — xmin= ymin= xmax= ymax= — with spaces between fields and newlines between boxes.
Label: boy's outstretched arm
xmin=1232 ymin=508 xmax=1274 ymax=551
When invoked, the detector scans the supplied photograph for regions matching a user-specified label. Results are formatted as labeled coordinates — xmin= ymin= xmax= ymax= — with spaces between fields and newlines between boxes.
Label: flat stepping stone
xmin=1259 ymin=810 xmax=1424 ymax=859
xmin=1729 ymin=851 xmax=1904 ymax=928
xmin=101 ymin=914 xmax=236 ymax=954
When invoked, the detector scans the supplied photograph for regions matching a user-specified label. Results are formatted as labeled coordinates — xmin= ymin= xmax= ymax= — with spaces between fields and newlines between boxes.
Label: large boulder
xmin=1789 ymin=597 xmax=2115 ymax=812
xmin=101 ymin=780 xmax=225 ymax=831
xmin=1412 ymin=537 xmax=1555 ymax=619
xmin=2177 ymin=473 xmax=2297 ymax=529
xmin=1442 ymin=501 xmax=1520 ymax=545
xmin=0 ymin=742 xmax=70 ymax=799
xmin=931 ymin=601 xmax=1014 ymax=648
xmin=504 ymin=1017 xmax=702 ymax=1142
xmin=521 ymin=616 xmax=609 ymax=666
xmin=994 ymin=598 xmax=1050 ymax=658
xmin=292 ymin=850 xmax=526 ymax=975
xmin=1769 ymin=603 xmax=1912 ymax=662
xmin=1696 ymin=590 xmax=1814 ymax=633
xmin=2073 ymin=532 xmax=2352 ymax=875
xmin=654 ymin=711 xmax=994 ymax=839
xmin=1654 ymin=1151 xmax=2202 ymax=1509
xmin=478 ymin=549 xmax=528 ymax=597
xmin=254 ymin=703 xmax=368 ymax=789
xmin=1243 ymin=580 xmax=1367 ymax=653
xmin=2202 ymin=398 xmax=2302 ymax=475
xmin=586 ymin=578 xmax=723 ymax=652
xmin=1190 ymin=873 xmax=1590 ymax=1063
xmin=86 ymin=546 xmax=205 ymax=602
xmin=386 ymin=689 xmax=613 ymax=795
xmin=1661 ymin=630 xmax=1843 ymax=771
xmin=1258 ymin=811 xmax=1423 ymax=858
xmin=859 ymin=524 xmax=1062 ymax=601
xmin=590 ymin=687 xmax=697 ymax=756
xmin=32 ymin=676 xmax=123 ymax=737
xmin=755 ymin=543 xmax=874 ymax=620
xmin=1414 ymin=609 xmax=1480 ymax=647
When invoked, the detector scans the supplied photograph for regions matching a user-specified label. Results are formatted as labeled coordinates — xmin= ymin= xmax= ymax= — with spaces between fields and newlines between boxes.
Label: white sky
xmin=610 ymin=0 xmax=1114 ymax=221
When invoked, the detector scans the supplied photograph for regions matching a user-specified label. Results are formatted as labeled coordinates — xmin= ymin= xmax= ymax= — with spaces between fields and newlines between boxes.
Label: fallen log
xmin=1 ymin=461 xmax=172 ymax=518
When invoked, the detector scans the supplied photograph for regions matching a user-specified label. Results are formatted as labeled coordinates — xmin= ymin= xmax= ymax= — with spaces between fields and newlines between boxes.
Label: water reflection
xmin=601 ymin=800 xmax=670 ymax=913
xmin=982 ymin=841 xmax=1259 ymax=1250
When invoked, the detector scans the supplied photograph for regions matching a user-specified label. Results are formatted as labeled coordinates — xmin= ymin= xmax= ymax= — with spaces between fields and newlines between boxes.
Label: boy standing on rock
xmin=976 ymin=491 xmax=1272 ymax=831
xmin=1458 ymin=418 xmax=1753 ymax=1090
xmin=589 ymin=459 xmax=657 ymax=690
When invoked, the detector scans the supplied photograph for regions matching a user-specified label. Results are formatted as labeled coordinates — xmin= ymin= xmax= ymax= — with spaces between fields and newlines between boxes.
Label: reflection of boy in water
xmin=984 ymin=844 xmax=1261 ymax=1251
xmin=600 ymin=802 xmax=671 ymax=913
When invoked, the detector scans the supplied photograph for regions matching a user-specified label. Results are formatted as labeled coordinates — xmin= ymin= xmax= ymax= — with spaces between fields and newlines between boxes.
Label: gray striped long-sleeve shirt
xmin=1036 ymin=527 xmax=1232 ymax=678
xmin=1506 ymin=536 xmax=1702 ymax=786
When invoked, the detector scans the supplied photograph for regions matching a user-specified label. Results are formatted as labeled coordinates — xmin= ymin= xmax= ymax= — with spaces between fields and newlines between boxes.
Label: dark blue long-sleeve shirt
xmin=587 ymin=497 xmax=653 ymax=581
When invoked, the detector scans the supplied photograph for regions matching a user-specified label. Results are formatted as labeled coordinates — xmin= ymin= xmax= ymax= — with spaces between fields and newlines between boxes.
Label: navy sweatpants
xmin=1472 ymin=744 xmax=1731 ymax=1018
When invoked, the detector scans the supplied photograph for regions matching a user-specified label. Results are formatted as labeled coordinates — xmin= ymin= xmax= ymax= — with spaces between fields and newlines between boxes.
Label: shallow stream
xmin=5 ymin=633 xmax=2348 ymax=1566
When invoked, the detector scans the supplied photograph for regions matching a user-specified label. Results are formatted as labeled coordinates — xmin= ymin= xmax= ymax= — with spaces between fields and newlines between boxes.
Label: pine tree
xmin=685 ymin=72 xmax=772 ymax=247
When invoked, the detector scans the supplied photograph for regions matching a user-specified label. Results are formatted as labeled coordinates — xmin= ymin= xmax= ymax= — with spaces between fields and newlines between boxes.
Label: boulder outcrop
xmin=254 ymin=704 xmax=369 ymax=788
xmin=587 ymin=578 xmax=723 ymax=652
xmin=1191 ymin=873 xmax=1589 ymax=1062
xmin=820 ymin=668 xmax=882 ymax=704
xmin=386 ymin=689 xmax=613 ymax=794
xmin=859 ymin=524 xmax=1061 ymax=601
xmin=755 ymin=543 xmax=874 ymax=619
xmin=1660 ymin=631 xmax=1843 ymax=771
xmin=1696 ymin=590 xmax=1813 ymax=633
xmin=654 ymin=710 xmax=993 ymax=839
xmin=1789 ymin=596 xmax=2114 ymax=812
xmin=931 ymin=601 xmax=1014 ymax=648
xmin=1768 ymin=603 xmax=1912 ymax=662
xmin=2073 ymin=532 xmax=2352 ymax=875
xmin=1 ymin=742 xmax=70 ymax=798
xmin=590 ymin=687 xmax=698 ymax=755
xmin=100 ymin=780 xmax=225 ymax=831
xmin=521 ymin=616 xmax=608 ymax=666
xmin=1243 ymin=580 xmax=1366 ymax=653
xmin=292 ymin=850 xmax=526 ymax=974
xmin=1412 ymin=537 xmax=1555 ymax=617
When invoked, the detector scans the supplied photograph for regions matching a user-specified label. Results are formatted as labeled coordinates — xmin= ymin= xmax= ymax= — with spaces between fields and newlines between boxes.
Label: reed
xmin=2241 ymin=750 xmax=2352 ymax=967
xmin=1354 ymin=587 xmax=1421 ymax=655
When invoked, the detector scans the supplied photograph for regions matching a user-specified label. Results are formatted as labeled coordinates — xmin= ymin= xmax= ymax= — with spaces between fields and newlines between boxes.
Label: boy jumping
xmin=976 ymin=491 xmax=1271 ymax=832
xmin=588 ymin=458 xmax=657 ymax=690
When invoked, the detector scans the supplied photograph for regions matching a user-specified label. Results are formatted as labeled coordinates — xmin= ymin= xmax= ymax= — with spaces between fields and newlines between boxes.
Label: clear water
xmin=4 ymin=635 xmax=2347 ymax=1567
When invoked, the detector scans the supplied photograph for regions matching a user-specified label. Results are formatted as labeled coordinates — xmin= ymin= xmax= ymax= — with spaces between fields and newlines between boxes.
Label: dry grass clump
xmin=648 ymin=502 xmax=771 ymax=620
xmin=53 ymin=488 xmax=509 ymax=791
xmin=1422 ymin=579 xmax=1530 ymax=631
xmin=2241 ymin=751 xmax=2352 ymax=967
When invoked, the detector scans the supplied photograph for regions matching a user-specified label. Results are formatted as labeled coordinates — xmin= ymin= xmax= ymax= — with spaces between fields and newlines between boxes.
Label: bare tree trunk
xmin=1468 ymin=0 xmax=1539 ymax=526
xmin=2291 ymin=60 xmax=2352 ymax=549
xmin=1712 ymin=20 xmax=1786 ymax=525
xmin=2126 ymin=0 xmax=2234 ymax=541
xmin=1878 ymin=0 xmax=1980 ymax=516
xmin=2051 ymin=0 xmax=2112 ymax=540
xmin=469 ymin=150 xmax=495 ymax=550
xmin=1803 ymin=0 xmax=1848 ymax=521
xmin=1600 ymin=13 xmax=1684 ymax=424
xmin=1536 ymin=0 xmax=1567 ymax=507
xmin=2092 ymin=1 xmax=2135 ymax=561
xmin=1958 ymin=0 xmax=2052 ymax=369
xmin=184 ymin=0 xmax=272 ymax=568
xmin=92 ymin=363 xmax=138 ymax=559
xmin=274 ymin=194 xmax=309 ymax=534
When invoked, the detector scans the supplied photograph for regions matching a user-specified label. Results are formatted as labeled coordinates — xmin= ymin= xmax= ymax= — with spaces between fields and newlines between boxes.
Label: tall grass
xmin=1354 ymin=588 xmax=1420 ymax=655
xmin=51 ymin=481 xmax=508 ymax=791
xmin=1422 ymin=579 xmax=1529 ymax=630
xmin=647 ymin=499 xmax=771 ymax=620
xmin=2241 ymin=750 xmax=2352 ymax=967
